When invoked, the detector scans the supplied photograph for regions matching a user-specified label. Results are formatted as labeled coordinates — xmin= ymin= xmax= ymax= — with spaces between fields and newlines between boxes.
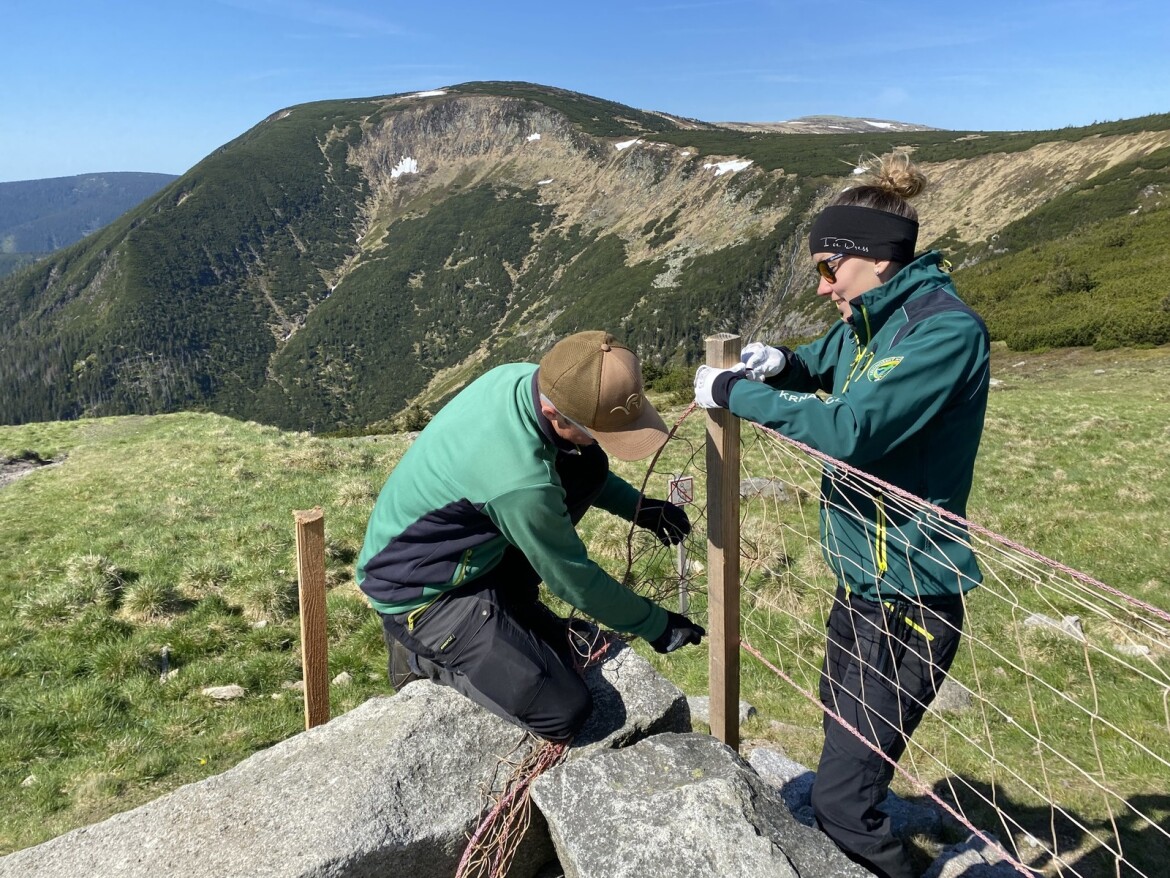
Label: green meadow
xmin=2 ymin=343 xmax=1169 ymax=874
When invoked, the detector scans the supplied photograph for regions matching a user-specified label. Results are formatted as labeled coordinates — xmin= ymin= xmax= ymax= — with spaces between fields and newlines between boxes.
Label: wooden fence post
xmin=295 ymin=507 xmax=329 ymax=729
xmin=705 ymin=333 xmax=742 ymax=749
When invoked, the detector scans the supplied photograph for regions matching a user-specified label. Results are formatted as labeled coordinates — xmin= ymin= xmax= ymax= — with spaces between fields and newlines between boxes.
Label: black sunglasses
xmin=815 ymin=253 xmax=849 ymax=283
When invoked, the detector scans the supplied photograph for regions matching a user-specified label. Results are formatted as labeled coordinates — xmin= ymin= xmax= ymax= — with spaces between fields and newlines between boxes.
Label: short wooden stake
xmin=705 ymin=333 xmax=742 ymax=750
xmin=295 ymin=507 xmax=329 ymax=729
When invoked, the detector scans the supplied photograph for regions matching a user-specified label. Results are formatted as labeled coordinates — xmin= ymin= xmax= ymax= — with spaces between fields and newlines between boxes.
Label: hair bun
xmin=858 ymin=151 xmax=928 ymax=200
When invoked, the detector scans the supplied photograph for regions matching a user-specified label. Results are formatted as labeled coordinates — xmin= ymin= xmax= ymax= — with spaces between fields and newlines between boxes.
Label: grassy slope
xmin=1 ymin=345 xmax=1169 ymax=859
xmin=0 ymin=415 xmax=410 ymax=849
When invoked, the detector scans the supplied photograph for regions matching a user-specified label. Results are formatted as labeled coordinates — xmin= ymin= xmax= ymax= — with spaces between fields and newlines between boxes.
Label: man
xmin=358 ymin=330 xmax=705 ymax=741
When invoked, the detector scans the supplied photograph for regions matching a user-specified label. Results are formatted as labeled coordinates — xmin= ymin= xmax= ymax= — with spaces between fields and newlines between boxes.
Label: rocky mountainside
xmin=1 ymin=82 xmax=1167 ymax=432
xmin=719 ymin=115 xmax=938 ymax=134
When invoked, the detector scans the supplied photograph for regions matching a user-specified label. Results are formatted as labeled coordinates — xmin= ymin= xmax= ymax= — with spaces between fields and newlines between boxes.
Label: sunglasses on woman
xmin=815 ymin=253 xmax=849 ymax=283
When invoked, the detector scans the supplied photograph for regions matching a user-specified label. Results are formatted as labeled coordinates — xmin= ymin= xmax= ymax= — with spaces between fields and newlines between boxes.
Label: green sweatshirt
xmin=728 ymin=251 xmax=990 ymax=601
xmin=356 ymin=362 xmax=668 ymax=641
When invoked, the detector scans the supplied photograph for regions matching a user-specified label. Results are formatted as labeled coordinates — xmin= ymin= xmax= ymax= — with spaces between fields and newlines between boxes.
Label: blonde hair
xmin=833 ymin=151 xmax=928 ymax=221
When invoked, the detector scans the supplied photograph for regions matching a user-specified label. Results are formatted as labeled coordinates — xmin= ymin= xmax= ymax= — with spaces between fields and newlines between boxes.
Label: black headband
xmin=808 ymin=204 xmax=918 ymax=264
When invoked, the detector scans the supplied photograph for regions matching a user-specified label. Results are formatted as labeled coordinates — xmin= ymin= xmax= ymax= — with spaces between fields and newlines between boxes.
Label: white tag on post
xmin=668 ymin=475 xmax=694 ymax=506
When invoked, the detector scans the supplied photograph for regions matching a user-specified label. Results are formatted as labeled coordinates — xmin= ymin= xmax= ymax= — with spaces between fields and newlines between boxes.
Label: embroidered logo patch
xmin=609 ymin=393 xmax=643 ymax=416
xmin=868 ymin=357 xmax=903 ymax=382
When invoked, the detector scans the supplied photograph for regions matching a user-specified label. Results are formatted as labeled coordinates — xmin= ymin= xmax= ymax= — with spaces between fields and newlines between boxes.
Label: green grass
xmin=0 ymin=413 xmax=408 ymax=851
xmin=3 ymin=345 xmax=1170 ymax=873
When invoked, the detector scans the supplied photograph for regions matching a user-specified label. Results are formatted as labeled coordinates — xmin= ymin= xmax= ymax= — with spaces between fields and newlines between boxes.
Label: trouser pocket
xmin=384 ymin=587 xmax=495 ymax=663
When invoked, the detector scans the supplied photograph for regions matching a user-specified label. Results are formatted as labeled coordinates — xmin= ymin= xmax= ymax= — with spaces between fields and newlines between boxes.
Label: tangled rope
xmin=453 ymin=735 xmax=570 ymax=878
xmin=454 ymin=624 xmax=617 ymax=878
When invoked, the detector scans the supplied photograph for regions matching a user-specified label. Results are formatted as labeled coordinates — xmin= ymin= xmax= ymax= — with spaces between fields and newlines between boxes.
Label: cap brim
xmin=591 ymin=403 xmax=669 ymax=462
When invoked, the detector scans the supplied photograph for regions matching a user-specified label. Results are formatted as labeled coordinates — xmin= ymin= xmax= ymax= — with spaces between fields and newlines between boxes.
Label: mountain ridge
xmin=0 ymin=172 xmax=178 ymax=277
xmin=717 ymin=115 xmax=939 ymax=134
xmin=1 ymin=82 xmax=1168 ymax=432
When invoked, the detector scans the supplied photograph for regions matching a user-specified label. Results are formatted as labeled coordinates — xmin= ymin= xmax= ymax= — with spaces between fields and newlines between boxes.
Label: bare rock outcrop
xmin=0 ymin=630 xmax=1011 ymax=878
xmin=0 ymin=638 xmax=685 ymax=878
xmin=531 ymin=732 xmax=871 ymax=878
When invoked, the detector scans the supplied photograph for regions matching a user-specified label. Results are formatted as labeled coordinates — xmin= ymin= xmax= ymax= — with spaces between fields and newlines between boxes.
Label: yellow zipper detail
xmin=409 ymin=549 xmax=474 ymax=631
xmin=407 ymin=598 xmax=436 ymax=632
xmin=842 ymin=345 xmax=874 ymax=394
xmin=452 ymin=548 xmax=473 ymax=585
xmin=905 ymin=617 xmax=934 ymax=640
xmin=881 ymin=598 xmax=935 ymax=642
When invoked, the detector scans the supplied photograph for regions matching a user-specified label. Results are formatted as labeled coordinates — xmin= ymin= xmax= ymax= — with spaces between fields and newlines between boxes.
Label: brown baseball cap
xmin=538 ymin=331 xmax=669 ymax=461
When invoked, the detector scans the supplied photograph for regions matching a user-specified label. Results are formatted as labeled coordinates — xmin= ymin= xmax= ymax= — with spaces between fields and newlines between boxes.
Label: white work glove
xmin=740 ymin=342 xmax=786 ymax=381
xmin=693 ymin=364 xmax=744 ymax=409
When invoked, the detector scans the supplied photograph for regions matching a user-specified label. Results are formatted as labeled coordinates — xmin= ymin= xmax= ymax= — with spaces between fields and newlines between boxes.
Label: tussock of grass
xmin=63 ymin=555 xmax=125 ymax=609
xmin=334 ymin=479 xmax=377 ymax=508
xmin=235 ymin=578 xmax=299 ymax=623
xmin=178 ymin=562 xmax=232 ymax=599
xmin=120 ymin=578 xmax=186 ymax=623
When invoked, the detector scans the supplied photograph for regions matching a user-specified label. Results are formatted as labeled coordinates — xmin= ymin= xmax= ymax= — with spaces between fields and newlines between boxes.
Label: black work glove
xmin=634 ymin=498 xmax=692 ymax=546
xmin=649 ymin=611 xmax=706 ymax=654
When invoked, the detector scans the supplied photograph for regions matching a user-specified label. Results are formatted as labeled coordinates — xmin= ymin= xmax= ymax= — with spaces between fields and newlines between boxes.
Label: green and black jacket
xmin=356 ymin=363 xmax=668 ymax=641
xmin=727 ymin=251 xmax=990 ymax=602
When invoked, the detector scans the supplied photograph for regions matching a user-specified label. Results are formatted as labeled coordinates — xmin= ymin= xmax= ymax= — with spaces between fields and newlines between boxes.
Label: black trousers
xmin=379 ymin=444 xmax=609 ymax=741
xmin=811 ymin=586 xmax=964 ymax=878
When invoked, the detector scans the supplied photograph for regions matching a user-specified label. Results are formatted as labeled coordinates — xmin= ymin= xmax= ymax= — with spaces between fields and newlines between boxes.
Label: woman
xmin=695 ymin=152 xmax=990 ymax=878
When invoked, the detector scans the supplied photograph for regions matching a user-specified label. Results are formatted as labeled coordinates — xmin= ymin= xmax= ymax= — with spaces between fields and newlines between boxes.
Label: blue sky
xmin=2 ymin=0 xmax=1168 ymax=182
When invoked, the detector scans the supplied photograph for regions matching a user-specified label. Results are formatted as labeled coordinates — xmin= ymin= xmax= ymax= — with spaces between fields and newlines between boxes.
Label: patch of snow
xmin=680 ymin=150 xmax=693 ymax=157
xmin=537 ymin=179 xmax=554 ymax=185
xmin=390 ymin=156 xmax=419 ymax=179
xmin=703 ymin=159 xmax=753 ymax=176
xmin=406 ymin=89 xmax=446 ymax=98
xmin=526 ymin=133 xmax=541 ymax=142
xmin=864 ymin=120 xmax=895 ymax=129
xmin=615 ymin=138 xmax=643 ymax=151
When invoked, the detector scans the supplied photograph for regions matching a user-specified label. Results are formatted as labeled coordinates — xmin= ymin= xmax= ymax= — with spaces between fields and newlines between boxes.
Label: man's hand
xmin=740 ymin=342 xmax=786 ymax=381
xmin=634 ymin=498 xmax=691 ymax=545
xmin=649 ymin=611 xmax=706 ymax=654
xmin=694 ymin=364 xmax=743 ymax=409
